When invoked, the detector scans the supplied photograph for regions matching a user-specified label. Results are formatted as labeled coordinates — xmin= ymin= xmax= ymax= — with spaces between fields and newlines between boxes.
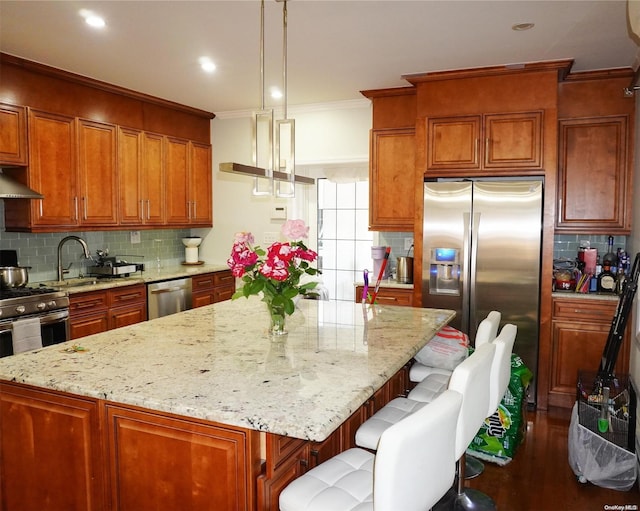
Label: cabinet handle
xmin=83 ymin=196 xmax=88 ymax=220
xmin=74 ymin=196 xmax=78 ymax=221
xmin=376 ymin=296 xmax=398 ymax=302
xmin=116 ymin=293 xmax=140 ymax=301
xmin=146 ymin=199 xmax=151 ymax=220
xmin=193 ymin=201 xmax=197 ymax=219
xmin=140 ymin=199 xmax=144 ymax=220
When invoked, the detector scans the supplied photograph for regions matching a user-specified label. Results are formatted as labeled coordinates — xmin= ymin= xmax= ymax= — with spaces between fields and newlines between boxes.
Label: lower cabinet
xmin=192 ymin=270 xmax=235 ymax=308
xmin=549 ymin=296 xmax=630 ymax=408
xmin=355 ymin=285 xmax=413 ymax=306
xmin=0 ymin=383 xmax=106 ymax=511
xmin=70 ymin=284 xmax=147 ymax=340
xmin=106 ymin=404 xmax=260 ymax=511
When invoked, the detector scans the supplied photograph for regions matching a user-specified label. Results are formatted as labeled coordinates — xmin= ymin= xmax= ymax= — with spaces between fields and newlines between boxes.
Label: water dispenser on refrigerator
xmin=429 ymin=248 xmax=460 ymax=295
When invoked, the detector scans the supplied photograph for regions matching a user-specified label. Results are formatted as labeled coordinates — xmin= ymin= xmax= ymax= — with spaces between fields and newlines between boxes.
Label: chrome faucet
xmin=57 ymin=236 xmax=92 ymax=282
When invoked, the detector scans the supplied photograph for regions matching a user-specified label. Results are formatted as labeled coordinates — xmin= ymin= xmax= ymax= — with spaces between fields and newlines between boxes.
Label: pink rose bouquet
xmin=227 ymin=219 xmax=320 ymax=317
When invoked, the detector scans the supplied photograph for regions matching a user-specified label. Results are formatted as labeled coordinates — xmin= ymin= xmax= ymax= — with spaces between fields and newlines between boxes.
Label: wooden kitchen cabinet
xmin=118 ymin=128 xmax=166 ymax=226
xmin=0 ymin=102 xmax=27 ymax=165
xmin=192 ymin=271 xmax=236 ymax=308
xmin=15 ymin=109 xmax=78 ymax=229
xmin=549 ymin=296 xmax=630 ymax=408
xmin=556 ymin=116 xmax=630 ymax=233
xmin=78 ymin=119 xmax=118 ymax=226
xmin=369 ymin=128 xmax=416 ymax=231
xmin=426 ymin=111 xmax=543 ymax=172
xmin=355 ymin=285 xmax=413 ymax=306
xmin=105 ymin=404 xmax=260 ymax=511
xmin=165 ymin=138 xmax=212 ymax=226
xmin=0 ymin=383 xmax=106 ymax=511
xmin=108 ymin=284 xmax=147 ymax=330
xmin=70 ymin=285 xmax=147 ymax=339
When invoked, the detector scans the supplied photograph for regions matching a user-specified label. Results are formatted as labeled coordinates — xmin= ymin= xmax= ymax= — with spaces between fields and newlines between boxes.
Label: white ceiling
xmin=1 ymin=1 xmax=638 ymax=115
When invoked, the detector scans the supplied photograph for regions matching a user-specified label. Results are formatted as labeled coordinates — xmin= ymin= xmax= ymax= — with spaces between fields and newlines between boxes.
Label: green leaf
xmin=284 ymin=298 xmax=295 ymax=315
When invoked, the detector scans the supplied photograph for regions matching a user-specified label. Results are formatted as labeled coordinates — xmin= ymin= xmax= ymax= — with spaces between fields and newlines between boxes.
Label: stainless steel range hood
xmin=0 ymin=171 xmax=43 ymax=199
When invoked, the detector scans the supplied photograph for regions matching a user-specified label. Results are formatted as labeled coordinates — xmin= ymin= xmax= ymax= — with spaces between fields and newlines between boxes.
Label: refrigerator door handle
xmin=461 ymin=211 xmax=472 ymax=332
xmin=469 ymin=212 xmax=481 ymax=335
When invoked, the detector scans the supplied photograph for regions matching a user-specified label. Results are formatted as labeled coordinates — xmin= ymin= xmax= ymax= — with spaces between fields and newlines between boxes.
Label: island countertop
xmin=0 ymin=298 xmax=454 ymax=442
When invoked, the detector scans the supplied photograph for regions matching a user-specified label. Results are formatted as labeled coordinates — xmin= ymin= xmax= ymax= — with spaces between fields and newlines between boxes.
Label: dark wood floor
xmin=465 ymin=406 xmax=639 ymax=511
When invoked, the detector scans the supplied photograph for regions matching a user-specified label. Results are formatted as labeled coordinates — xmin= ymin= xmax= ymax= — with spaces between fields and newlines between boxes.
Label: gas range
xmin=0 ymin=287 xmax=69 ymax=320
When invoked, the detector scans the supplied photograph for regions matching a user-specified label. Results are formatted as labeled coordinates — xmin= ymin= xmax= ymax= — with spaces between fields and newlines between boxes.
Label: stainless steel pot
xmin=0 ymin=266 xmax=30 ymax=289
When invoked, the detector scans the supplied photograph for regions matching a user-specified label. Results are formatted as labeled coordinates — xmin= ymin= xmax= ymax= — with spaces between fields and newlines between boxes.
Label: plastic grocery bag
xmin=413 ymin=326 xmax=469 ymax=370
xmin=467 ymin=353 xmax=532 ymax=465
xmin=568 ymin=402 xmax=637 ymax=491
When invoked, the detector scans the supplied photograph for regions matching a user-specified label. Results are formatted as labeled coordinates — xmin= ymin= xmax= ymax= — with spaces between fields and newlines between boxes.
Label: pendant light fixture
xmin=219 ymin=0 xmax=313 ymax=195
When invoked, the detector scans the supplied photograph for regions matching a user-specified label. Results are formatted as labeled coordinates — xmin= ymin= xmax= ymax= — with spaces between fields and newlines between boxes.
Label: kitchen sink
xmin=44 ymin=278 xmax=100 ymax=289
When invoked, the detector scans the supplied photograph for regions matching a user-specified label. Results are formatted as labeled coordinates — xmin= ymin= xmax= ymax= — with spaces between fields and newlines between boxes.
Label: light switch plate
xmin=130 ymin=231 xmax=141 ymax=244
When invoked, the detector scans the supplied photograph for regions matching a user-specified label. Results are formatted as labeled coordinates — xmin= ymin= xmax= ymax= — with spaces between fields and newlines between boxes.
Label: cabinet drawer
xmin=552 ymin=298 xmax=616 ymax=323
xmin=355 ymin=286 xmax=413 ymax=306
xmin=213 ymin=270 xmax=234 ymax=287
xmin=192 ymin=273 xmax=215 ymax=291
xmin=109 ymin=284 xmax=146 ymax=306
xmin=70 ymin=291 xmax=108 ymax=314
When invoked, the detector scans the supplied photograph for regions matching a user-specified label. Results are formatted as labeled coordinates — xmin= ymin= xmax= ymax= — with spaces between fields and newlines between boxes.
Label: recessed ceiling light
xmin=199 ymin=57 xmax=216 ymax=73
xmin=512 ymin=22 xmax=535 ymax=31
xmin=79 ymin=9 xmax=106 ymax=29
xmin=270 ymin=88 xmax=283 ymax=100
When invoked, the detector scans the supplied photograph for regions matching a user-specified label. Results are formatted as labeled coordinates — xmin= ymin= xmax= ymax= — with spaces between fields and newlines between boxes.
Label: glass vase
xmin=266 ymin=301 xmax=288 ymax=337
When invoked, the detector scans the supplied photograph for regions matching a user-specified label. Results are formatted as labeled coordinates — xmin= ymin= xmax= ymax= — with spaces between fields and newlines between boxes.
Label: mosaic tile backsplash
xmin=0 ymin=205 xmax=189 ymax=283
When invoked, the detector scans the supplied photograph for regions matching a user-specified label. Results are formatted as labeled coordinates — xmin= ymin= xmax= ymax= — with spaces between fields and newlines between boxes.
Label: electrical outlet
xmin=404 ymin=237 xmax=414 ymax=251
xmin=130 ymin=231 xmax=141 ymax=244
xmin=263 ymin=232 xmax=279 ymax=245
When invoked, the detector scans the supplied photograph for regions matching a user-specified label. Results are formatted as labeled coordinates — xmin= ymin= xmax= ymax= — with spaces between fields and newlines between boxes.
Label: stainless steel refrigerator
xmin=422 ymin=179 xmax=543 ymax=403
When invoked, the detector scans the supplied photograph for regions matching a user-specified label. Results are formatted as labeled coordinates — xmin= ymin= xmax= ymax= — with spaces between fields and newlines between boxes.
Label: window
xmin=317 ymin=179 xmax=372 ymax=301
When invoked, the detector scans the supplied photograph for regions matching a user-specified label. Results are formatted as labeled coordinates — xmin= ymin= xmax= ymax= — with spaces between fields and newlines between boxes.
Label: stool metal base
xmin=464 ymin=455 xmax=485 ymax=480
xmin=434 ymin=488 xmax=496 ymax=511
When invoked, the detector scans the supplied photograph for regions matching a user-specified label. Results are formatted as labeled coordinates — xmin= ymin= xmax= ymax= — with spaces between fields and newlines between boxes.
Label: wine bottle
xmin=602 ymin=235 xmax=617 ymax=268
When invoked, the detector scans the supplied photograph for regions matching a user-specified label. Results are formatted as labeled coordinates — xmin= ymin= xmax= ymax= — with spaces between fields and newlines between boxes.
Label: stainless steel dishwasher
xmin=147 ymin=278 xmax=192 ymax=319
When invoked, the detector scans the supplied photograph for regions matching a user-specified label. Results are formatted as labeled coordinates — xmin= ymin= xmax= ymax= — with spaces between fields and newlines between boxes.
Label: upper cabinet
xmin=0 ymin=103 xmax=27 ymax=165
xmin=360 ymin=87 xmax=417 ymax=232
xmin=556 ymin=71 xmax=634 ymax=234
xmin=557 ymin=116 xmax=629 ymax=233
xmin=77 ymin=119 xmax=118 ymax=226
xmin=426 ymin=111 xmax=543 ymax=172
xmin=369 ymin=128 xmax=415 ymax=231
xmin=0 ymin=53 xmax=214 ymax=232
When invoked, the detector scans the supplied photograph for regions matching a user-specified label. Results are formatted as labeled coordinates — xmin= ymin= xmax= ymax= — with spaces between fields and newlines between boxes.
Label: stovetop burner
xmin=0 ymin=287 xmax=58 ymax=299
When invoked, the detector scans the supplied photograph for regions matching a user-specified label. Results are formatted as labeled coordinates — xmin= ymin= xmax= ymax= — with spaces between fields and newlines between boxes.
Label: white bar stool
xmin=279 ymin=389 xmax=463 ymax=511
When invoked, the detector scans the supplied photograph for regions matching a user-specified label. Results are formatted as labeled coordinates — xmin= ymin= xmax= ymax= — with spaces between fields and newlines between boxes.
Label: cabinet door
xmin=484 ymin=111 xmax=542 ymax=169
xmin=28 ymin=109 xmax=79 ymax=227
xmin=106 ymin=405 xmax=254 ymax=511
xmin=427 ymin=116 xmax=481 ymax=171
xmin=556 ymin=116 xmax=629 ymax=233
xmin=70 ymin=312 xmax=110 ymax=340
xmin=190 ymin=141 xmax=212 ymax=225
xmin=0 ymin=384 xmax=106 ymax=511
xmin=142 ymin=132 xmax=166 ymax=225
xmin=0 ymin=103 xmax=27 ymax=165
xmin=165 ymin=137 xmax=190 ymax=224
xmin=118 ymin=127 xmax=144 ymax=225
xmin=369 ymin=128 xmax=416 ymax=231
xmin=78 ymin=119 xmax=118 ymax=226
xmin=108 ymin=285 xmax=147 ymax=329
xmin=70 ymin=291 xmax=109 ymax=340
xmin=355 ymin=286 xmax=413 ymax=306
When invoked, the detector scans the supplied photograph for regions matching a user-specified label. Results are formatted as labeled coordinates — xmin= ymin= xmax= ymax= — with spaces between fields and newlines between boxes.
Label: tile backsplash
xmin=553 ymin=234 xmax=628 ymax=263
xmin=0 ymin=204 xmax=188 ymax=283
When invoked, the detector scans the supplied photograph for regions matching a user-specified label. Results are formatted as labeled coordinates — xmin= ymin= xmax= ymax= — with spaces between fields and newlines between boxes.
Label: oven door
xmin=0 ymin=309 xmax=70 ymax=357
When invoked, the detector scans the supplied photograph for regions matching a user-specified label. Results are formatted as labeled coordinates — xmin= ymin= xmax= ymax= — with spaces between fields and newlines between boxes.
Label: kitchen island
xmin=0 ymin=298 xmax=454 ymax=511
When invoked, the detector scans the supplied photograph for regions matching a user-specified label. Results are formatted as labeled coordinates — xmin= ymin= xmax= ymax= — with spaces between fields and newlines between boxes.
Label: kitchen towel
xmin=12 ymin=317 xmax=43 ymax=354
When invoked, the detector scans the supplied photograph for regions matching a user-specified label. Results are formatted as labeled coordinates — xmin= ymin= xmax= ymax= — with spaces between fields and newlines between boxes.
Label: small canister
xmin=396 ymin=256 xmax=413 ymax=284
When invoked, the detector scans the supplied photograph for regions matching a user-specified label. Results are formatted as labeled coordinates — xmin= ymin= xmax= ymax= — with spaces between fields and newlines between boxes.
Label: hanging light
xmin=219 ymin=0 xmax=313 ymax=195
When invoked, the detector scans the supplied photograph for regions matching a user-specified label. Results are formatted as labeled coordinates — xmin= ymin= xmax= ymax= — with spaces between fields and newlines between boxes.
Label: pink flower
xmin=227 ymin=241 xmax=258 ymax=277
xmin=234 ymin=231 xmax=255 ymax=245
xmin=260 ymin=258 xmax=289 ymax=281
xmin=267 ymin=242 xmax=295 ymax=262
xmin=281 ymin=219 xmax=309 ymax=240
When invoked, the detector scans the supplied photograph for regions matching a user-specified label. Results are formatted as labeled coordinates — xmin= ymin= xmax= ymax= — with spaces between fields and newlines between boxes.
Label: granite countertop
xmin=0 ymin=298 xmax=454 ymax=441
xmin=34 ymin=263 xmax=230 ymax=294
